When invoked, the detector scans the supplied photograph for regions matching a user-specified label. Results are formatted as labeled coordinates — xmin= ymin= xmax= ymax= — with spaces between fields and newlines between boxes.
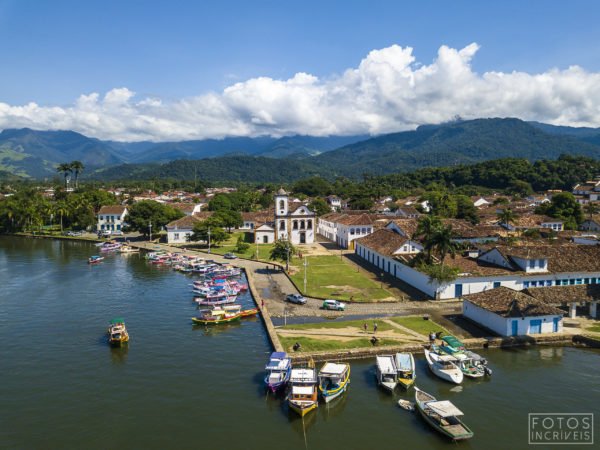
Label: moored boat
xmin=414 ymin=387 xmax=474 ymax=441
xmin=450 ymin=351 xmax=492 ymax=378
xmin=108 ymin=318 xmax=129 ymax=346
xmin=264 ymin=352 xmax=292 ymax=393
xmin=191 ymin=305 xmax=243 ymax=325
xmin=240 ymin=307 xmax=259 ymax=318
xmin=288 ymin=361 xmax=318 ymax=417
xmin=99 ymin=241 xmax=122 ymax=252
xmin=424 ymin=348 xmax=463 ymax=384
xmin=376 ymin=355 xmax=398 ymax=392
xmin=395 ymin=352 xmax=416 ymax=389
xmin=439 ymin=335 xmax=466 ymax=354
xmin=318 ymin=362 xmax=350 ymax=403
xmin=119 ymin=245 xmax=139 ymax=254
xmin=88 ymin=255 xmax=104 ymax=264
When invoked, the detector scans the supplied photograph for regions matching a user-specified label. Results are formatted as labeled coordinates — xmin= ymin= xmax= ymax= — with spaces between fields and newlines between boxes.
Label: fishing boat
xmin=264 ymin=352 xmax=292 ymax=393
xmin=107 ymin=318 xmax=129 ymax=346
xmin=88 ymin=255 xmax=104 ymax=264
xmin=414 ymin=387 xmax=474 ymax=441
xmin=191 ymin=305 xmax=243 ymax=325
xmin=99 ymin=241 xmax=122 ymax=252
xmin=424 ymin=348 xmax=463 ymax=384
xmin=439 ymin=335 xmax=466 ymax=354
xmin=450 ymin=351 xmax=492 ymax=378
xmin=318 ymin=362 xmax=350 ymax=403
xmin=240 ymin=307 xmax=259 ymax=318
xmin=288 ymin=361 xmax=318 ymax=417
xmin=119 ymin=245 xmax=139 ymax=254
xmin=194 ymin=295 xmax=237 ymax=306
xmin=395 ymin=352 xmax=417 ymax=389
xmin=376 ymin=355 xmax=398 ymax=392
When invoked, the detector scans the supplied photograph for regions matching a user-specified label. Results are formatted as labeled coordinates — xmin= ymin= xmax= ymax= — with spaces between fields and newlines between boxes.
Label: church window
xmin=307 ymin=220 xmax=312 ymax=229
xmin=279 ymin=200 xmax=285 ymax=211
xmin=300 ymin=220 xmax=305 ymax=230
xmin=280 ymin=220 xmax=286 ymax=230
xmin=293 ymin=220 xmax=298 ymax=230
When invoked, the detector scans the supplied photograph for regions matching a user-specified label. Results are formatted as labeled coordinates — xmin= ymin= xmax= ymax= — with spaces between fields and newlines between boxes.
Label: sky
xmin=1 ymin=0 xmax=600 ymax=141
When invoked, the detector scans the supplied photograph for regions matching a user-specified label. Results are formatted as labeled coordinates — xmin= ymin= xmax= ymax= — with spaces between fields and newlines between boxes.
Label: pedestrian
xmin=429 ymin=331 xmax=436 ymax=344
xmin=363 ymin=323 xmax=368 ymax=333
xmin=373 ymin=322 xmax=378 ymax=333
xmin=261 ymin=299 xmax=265 ymax=309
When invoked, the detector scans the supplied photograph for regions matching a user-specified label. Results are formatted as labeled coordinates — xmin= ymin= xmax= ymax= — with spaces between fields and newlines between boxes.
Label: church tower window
xmin=280 ymin=220 xmax=286 ymax=230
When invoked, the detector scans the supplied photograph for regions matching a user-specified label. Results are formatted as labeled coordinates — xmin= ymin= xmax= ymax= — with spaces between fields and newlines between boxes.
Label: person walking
xmin=363 ymin=323 xmax=368 ymax=333
xmin=373 ymin=322 xmax=378 ymax=334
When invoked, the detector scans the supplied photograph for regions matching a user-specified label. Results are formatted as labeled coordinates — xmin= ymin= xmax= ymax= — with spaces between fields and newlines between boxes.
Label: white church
xmin=254 ymin=188 xmax=316 ymax=245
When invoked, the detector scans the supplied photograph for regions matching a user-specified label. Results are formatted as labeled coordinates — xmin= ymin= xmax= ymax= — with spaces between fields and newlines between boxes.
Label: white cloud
xmin=2 ymin=43 xmax=600 ymax=141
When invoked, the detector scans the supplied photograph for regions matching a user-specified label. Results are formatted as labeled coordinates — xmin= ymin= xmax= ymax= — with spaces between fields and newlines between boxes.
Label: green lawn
xmin=586 ymin=324 xmax=600 ymax=333
xmin=278 ymin=336 xmax=403 ymax=353
xmin=281 ymin=318 xmax=394 ymax=332
xmin=289 ymin=255 xmax=394 ymax=301
xmin=201 ymin=232 xmax=275 ymax=261
xmin=389 ymin=316 xmax=449 ymax=337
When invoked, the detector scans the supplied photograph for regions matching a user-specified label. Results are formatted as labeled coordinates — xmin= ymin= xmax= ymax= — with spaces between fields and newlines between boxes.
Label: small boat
xmin=108 ymin=318 xmax=129 ymax=346
xmin=88 ymin=255 xmax=104 ymax=264
xmin=376 ymin=355 xmax=398 ymax=392
xmin=439 ymin=335 xmax=465 ymax=354
xmin=194 ymin=295 xmax=237 ymax=306
xmin=414 ymin=387 xmax=474 ymax=441
xmin=398 ymin=399 xmax=415 ymax=411
xmin=318 ymin=362 xmax=350 ymax=403
xmin=288 ymin=360 xmax=318 ymax=417
xmin=99 ymin=241 xmax=122 ymax=252
xmin=191 ymin=305 xmax=242 ymax=325
xmin=395 ymin=352 xmax=417 ymax=389
xmin=264 ymin=352 xmax=292 ymax=393
xmin=240 ymin=308 xmax=259 ymax=318
xmin=424 ymin=348 xmax=463 ymax=384
xmin=451 ymin=351 xmax=491 ymax=378
xmin=119 ymin=245 xmax=139 ymax=254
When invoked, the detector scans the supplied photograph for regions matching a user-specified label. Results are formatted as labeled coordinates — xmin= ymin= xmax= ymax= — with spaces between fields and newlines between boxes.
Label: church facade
xmin=253 ymin=189 xmax=316 ymax=245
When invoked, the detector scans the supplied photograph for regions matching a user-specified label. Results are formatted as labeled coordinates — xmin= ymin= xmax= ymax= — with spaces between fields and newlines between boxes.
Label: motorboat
xmin=395 ymin=352 xmax=416 ymax=389
xmin=376 ymin=355 xmax=398 ymax=392
xmin=108 ymin=318 xmax=129 ymax=346
xmin=318 ymin=362 xmax=350 ymax=403
xmin=424 ymin=348 xmax=463 ymax=384
xmin=191 ymin=305 xmax=242 ymax=325
xmin=288 ymin=361 xmax=318 ymax=416
xmin=264 ymin=352 xmax=292 ymax=393
xmin=88 ymin=255 xmax=104 ymax=264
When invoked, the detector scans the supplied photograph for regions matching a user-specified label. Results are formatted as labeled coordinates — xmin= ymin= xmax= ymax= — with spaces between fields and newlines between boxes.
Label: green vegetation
xmin=389 ymin=316 xmax=449 ymax=336
xmin=278 ymin=336 xmax=402 ymax=353
xmin=124 ymin=200 xmax=184 ymax=237
xmin=535 ymin=191 xmax=583 ymax=230
xmin=586 ymin=324 xmax=600 ymax=333
xmin=203 ymin=232 xmax=274 ymax=260
xmin=281 ymin=318 xmax=394 ymax=332
xmin=270 ymin=239 xmax=297 ymax=271
xmin=289 ymin=255 xmax=393 ymax=301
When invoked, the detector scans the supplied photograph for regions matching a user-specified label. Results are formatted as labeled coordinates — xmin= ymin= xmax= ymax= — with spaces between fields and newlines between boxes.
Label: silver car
xmin=285 ymin=294 xmax=307 ymax=305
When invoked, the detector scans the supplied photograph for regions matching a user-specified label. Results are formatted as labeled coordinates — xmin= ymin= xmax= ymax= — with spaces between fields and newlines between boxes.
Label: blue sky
xmin=1 ymin=0 xmax=600 ymax=140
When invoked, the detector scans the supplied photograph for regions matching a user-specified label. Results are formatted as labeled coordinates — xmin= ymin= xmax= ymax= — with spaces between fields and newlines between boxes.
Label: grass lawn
xmin=289 ymin=255 xmax=394 ymax=301
xmin=281 ymin=318 xmax=394 ymax=332
xmin=278 ymin=336 xmax=404 ymax=353
xmin=389 ymin=316 xmax=449 ymax=337
xmin=201 ymin=232 xmax=275 ymax=261
xmin=586 ymin=324 xmax=600 ymax=333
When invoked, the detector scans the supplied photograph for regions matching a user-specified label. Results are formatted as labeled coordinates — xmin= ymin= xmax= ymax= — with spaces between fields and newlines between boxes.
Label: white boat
xmin=288 ymin=363 xmax=318 ymax=417
xmin=452 ymin=352 xmax=487 ymax=378
xmin=119 ymin=245 xmax=139 ymax=253
xmin=395 ymin=352 xmax=416 ymax=389
xmin=424 ymin=348 xmax=463 ymax=384
xmin=376 ymin=355 xmax=398 ymax=392
xmin=318 ymin=362 xmax=350 ymax=403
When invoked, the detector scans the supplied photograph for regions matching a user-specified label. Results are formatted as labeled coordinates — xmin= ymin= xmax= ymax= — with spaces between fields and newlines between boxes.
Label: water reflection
xmin=110 ymin=346 xmax=129 ymax=364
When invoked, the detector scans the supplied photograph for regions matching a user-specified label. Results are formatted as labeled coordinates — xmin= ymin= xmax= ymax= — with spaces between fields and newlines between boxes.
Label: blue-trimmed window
xmin=523 ymin=281 xmax=530 ymax=288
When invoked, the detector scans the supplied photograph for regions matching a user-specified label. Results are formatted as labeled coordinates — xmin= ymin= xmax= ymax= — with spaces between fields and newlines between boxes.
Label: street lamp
xmin=148 ymin=220 xmax=152 ymax=242
xmin=207 ymin=227 xmax=211 ymax=254
xmin=285 ymin=245 xmax=290 ymax=272
xmin=303 ymin=256 xmax=308 ymax=294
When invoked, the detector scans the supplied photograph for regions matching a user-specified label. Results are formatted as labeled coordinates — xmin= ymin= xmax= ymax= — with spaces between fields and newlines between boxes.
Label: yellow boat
xmin=395 ymin=353 xmax=416 ymax=389
xmin=108 ymin=318 xmax=129 ymax=346
xmin=288 ymin=359 xmax=318 ymax=416
xmin=318 ymin=362 xmax=350 ymax=403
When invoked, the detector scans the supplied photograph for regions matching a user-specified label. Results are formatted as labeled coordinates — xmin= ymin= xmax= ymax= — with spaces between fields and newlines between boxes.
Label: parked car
xmin=111 ymin=230 xmax=123 ymax=236
xmin=322 ymin=299 xmax=346 ymax=311
xmin=98 ymin=230 xmax=112 ymax=237
xmin=67 ymin=231 xmax=83 ymax=236
xmin=223 ymin=252 xmax=238 ymax=259
xmin=286 ymin=294 xmax=307 ymax=305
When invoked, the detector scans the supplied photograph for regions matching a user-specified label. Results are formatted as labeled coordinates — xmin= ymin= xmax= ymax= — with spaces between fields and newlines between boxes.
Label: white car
xmin=322 ymin=299 xmax=346 ymax=311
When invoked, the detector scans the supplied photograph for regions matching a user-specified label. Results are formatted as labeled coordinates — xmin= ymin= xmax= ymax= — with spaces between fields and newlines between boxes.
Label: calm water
xmin=1 ymin=236 xmax=598 ymax=450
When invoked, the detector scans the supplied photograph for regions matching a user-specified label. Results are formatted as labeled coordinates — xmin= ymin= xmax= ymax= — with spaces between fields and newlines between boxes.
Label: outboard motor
xmin=484 ymin=366 xmax=493 ymax=377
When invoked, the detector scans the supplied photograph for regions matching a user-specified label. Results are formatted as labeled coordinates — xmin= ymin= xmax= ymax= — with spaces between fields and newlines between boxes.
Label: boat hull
xmin=415 ymin=402 xmax=474 ymax=441
xmin=398 ymin=378 xmax=415 ymax=389
xmin=289 ymin=401 xmax=318 ymax=416
xmin=191 ymin=315 xmax=242 ymax=325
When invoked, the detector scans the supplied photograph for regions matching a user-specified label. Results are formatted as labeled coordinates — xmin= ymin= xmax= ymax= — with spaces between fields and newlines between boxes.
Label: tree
xmin=70 ymin=161 xmax=85 ymax=189
xmin=507 ymin=180 xmax=533 ymax=197
xmin=124 ymin=200 xmax=184 ymax=237
xmin=54 ymin=201 xmax=69 ymax=232
xmin=536 ymin=192 xmax=583 ymax=229
xmin=269 ymin=239 xmax=296 ymax=271
xmin=190 ymin=218 xmax=227 ymax=245
xmin=497 ymin=208 xmax=517 ymax=229
xmin=56 ymin=163 xmax=72 ymax=189
xmin=455 ymin=195 xmax=479 ymax=224
xmin=234 ymin=235 xmax=250 ymax=253
xmin=308 ymin=197 xmax=331 ymax=217
xmin=584 ymin=202 xmax=598 ymax=220
xmin=213 ymin=210 xmax=242 ymax=232
xmin=416 ymin=215 xmax=443 ymax=263
xmin=430 ymin=224 xmax=460 ymax=263
xmin=423 ymin=264 xmax=460 ymax=296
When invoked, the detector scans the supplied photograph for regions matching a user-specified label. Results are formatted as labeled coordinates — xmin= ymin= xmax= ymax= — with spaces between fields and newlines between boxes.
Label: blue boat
xmin=88 ymin=255 xmax=104 ymax=264
xmin=264 ymin=352 xmax=291 ymax=393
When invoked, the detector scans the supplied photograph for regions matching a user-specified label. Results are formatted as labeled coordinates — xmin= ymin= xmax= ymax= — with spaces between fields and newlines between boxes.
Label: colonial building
xmin=97 ymin=205 xmax=128 ymax=233
xmin=165 ymin=215 xmax=202 ymax=244
xmin=273 ymin=189 xmax=316 ymax=244
xmin=462 ymin=287 xmax=564 ymax=336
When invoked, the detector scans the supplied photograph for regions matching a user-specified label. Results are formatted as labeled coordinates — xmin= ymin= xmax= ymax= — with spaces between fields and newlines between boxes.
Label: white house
xmin=97 ymin=205 xmax=128 ymax=233
xmin=254 ymin=223 xmax=275 ymax=244
xmin=165 ymin=214 xmax=202 ymax=244
xmin=472 ymin=197 xmax=491 ymax=208
xmin=580 ymin=216 xmax=600 ymax=232
xmin=170 ymin=203 xmax=203 ymax=216
xmin=499 ymin=214 xmax=564 ymax=232
xmin=240 ymin=211 xmax=273 ymax=231
xmin=462 ymin=287 xmax=564 ymax=336
xmin=326 ymin=195 xmax=343 ymax=211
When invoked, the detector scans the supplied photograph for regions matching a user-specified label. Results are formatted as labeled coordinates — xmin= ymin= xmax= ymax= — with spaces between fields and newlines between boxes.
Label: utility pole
xmin=207 ymin=227 xmax=211 ymax=254
xmin=286 ymin=244 xmax=290 ymax=272
xmin=303 ymin=256 xmax=308 ymax=294
xmin=149 ymin=220 xmax=152 ymax=242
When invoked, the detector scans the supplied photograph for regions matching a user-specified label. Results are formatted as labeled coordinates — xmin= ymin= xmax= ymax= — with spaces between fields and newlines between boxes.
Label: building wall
xmin=97 ymin=211 xmax=127 ymax=231
xmin=167 ymin=229 xmax=193 ymax=244
xmin=255 ymin=230 xmax=274 ymax=244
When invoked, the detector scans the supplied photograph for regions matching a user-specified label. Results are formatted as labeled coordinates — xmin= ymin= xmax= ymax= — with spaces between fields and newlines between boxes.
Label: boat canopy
xmin=320 ymin=362 xmax=347 ymax=375
xmin=376 ymin=356 xmax=396 ymax=374
xmin=426 ymin=400 xmax=464 ymax=417
xmin=292 ymin=386 xmax=314 ymax=395
xmin=290 ymin=368 xmax=317 ymax=382
xmin=442 ymin=335 xmax=464 ymax=348
xmin=395 ymin=353 xmax=413 ymax=371
xmin=110 ymin=318 xmax=125 ymax=324
xmin=266 ymin=353 xmax=291 ymax=370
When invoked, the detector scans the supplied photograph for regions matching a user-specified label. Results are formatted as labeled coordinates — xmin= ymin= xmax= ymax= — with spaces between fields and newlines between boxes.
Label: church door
xmin=300 ymin=232 xmax=306 ymax=244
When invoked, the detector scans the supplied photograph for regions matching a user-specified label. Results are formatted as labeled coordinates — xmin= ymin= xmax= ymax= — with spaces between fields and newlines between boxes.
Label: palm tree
xmin=497 ymin=208 xmax=517 ymax=229
xmin=56 ymin=163 xmax=73 ymax=189
xmin=431 ymin=224 xmax=459 ymax=264
xmin=55 ymin=201 xmax=69 ymax=233
xmin=70 ymin=161 xmax=85 ymax=189
xmin=416 ymin=215 xmax=442 ymax=263
xmin=584 ymin=202 xmax=598 ymax=220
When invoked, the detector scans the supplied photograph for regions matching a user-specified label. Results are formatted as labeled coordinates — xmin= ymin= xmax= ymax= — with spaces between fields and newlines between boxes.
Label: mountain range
xmin=2 ymin=118 xmax=600 ymax=182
